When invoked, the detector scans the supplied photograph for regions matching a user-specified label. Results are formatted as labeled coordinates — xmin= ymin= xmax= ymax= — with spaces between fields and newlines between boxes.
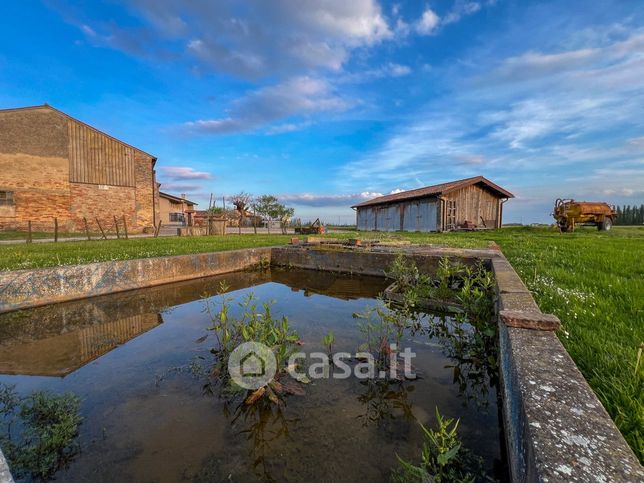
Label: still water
xmin=0 ymin=268 xmax=504 ymax=482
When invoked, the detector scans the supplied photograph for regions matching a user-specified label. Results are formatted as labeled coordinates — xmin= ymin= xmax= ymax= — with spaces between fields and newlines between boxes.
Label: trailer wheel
xmin=598 ymin=218 xmax=613 ymax=231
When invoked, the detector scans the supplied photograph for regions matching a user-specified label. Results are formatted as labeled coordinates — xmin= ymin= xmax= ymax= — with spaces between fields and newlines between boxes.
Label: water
xmin=0 ymin=268 xmax=504 ymax=482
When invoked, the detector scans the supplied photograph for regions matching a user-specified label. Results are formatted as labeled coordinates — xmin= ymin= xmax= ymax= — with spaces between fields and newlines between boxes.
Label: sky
xmin=1 ymin=1 xmax=643 ymax=224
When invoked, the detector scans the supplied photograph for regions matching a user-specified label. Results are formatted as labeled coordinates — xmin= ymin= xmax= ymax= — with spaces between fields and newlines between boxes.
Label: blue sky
xmin=1 ymin=1 xmax=643 ymax=223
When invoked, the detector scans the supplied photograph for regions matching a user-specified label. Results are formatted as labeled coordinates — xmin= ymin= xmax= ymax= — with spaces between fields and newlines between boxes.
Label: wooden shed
xmin=352 ymin=176 xmax=514 ymax=232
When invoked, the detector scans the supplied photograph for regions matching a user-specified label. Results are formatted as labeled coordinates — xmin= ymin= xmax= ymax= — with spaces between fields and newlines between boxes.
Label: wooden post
xmin=253 ymin=208 xmax=257 ymax=234
xmin=54 ymin=218 xmax=58 ymax=242
xmin=155 ymin=220 xmax=162 ymax=237
xmin=96 ymin=218 xmax=107 ymax=240
xmin=27 ymin=221 xmax=32 ymax=244
xmin=122 ymin=215 xmax=128 ymax=239
xmin=113 ymin=216 xmax=120 ymax=239
xmin=83 ymin=218 xmax=91 ymax=240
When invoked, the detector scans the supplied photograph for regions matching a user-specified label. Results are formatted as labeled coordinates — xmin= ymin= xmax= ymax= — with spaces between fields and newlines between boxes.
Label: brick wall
xmin=0 ymin=106 xmax=158 ymax=233
xmin=134 ymin=152 xmax=157 ymax=230
xmin=69 ymin=183 xmax=137 ymax=232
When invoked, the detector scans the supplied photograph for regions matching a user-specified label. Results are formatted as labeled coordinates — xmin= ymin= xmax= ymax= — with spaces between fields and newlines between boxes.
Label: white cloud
xmin=159 ymin=183 xmax=203 ymax=193
xmin=77 ymin=0 xmax=393 ymax=79
xmin=185 ymin=76 xmax=350 ymax=134
xmin=416 ymin=8 xmax=440 ymax=36
xmin=443 ymin=2 xmax=481 ymax=25
xmin=338 ymin=29 xmax=644 ymax=211
xmin=278 ymin=191 xmax=383 ymax=207
xmin=337 ymin=62 xmax=412 ymax=83
xmin=159 ymin=166 xmax=212 ymax=180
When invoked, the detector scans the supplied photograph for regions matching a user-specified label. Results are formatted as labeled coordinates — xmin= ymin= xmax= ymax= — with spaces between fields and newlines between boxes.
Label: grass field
xmin=0 ymin=226 xmax=642 ymax=460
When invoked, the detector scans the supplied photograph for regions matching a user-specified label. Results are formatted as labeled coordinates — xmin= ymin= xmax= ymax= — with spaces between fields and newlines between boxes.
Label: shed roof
xmin=352 ymin=176 xmax=514 ymax=208
xmin=159 ymin=191 xmax=198 ymax=205
xmin=0 ymin=104 xmax=157 ymax=162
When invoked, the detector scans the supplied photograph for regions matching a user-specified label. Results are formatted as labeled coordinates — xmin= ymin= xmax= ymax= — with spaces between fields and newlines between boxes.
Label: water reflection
xmin=0 ymin=269 xmax=502 ymax=482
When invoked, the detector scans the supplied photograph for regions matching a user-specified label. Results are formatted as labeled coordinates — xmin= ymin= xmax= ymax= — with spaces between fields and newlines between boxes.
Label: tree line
xmin=615 ymin=204 xmax=644 ymax=225
xmin=208 ymin=193 xmax=295 ymax=234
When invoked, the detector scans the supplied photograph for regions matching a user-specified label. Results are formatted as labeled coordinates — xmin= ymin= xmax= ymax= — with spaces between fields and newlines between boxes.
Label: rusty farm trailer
xmin=553 ymin=199 xmax=617 ymax=232
xmin=352 ymin=176 xmax=514 ymax=232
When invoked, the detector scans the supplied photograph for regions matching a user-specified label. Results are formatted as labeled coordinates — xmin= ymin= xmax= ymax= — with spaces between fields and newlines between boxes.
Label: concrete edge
xmin=270 ymin=245 xmax=643 ymax=481
xmin=0 ymin=244 xmax=641 ymax=481
xmin=492 ymin=252 xmax=643 ymax=482
xmin=0 ymin=247 xmax=273 ymax=314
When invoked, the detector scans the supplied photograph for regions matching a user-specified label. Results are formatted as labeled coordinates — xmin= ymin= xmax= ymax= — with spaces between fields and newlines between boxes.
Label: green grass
xmin=0 ymin=230 xmax=99 ymax=241
xmin=0 ymin=234 xmax=292 ymax=271
xmin=0 ymin=226 xmax=642 ymax=460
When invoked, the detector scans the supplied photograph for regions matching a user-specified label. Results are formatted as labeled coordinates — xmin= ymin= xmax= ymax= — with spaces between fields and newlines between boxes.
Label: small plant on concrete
xmin=392 ymin=408 xmax=486 ymax=483
xmin=0 ymin=383 xmax=82 ymax=481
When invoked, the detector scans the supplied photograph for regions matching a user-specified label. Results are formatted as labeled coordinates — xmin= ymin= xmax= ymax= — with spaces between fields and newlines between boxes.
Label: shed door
xmin=418 ymin=200 xmax=438 ymax=232
xmin=403 ymin=202 xmax=419 ymax=231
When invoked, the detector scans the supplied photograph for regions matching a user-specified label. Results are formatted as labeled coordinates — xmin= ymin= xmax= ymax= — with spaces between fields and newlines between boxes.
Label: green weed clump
xmin=0 ymin=383 xmax=82 ymax=480
xmin=392 ymin=408 xmax=487 ymax=483
xmin=201 ymin=283 xmax=305 ymax=405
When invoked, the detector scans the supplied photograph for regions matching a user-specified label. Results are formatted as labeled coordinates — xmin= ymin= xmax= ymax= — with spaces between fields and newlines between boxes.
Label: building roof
xmin=159 ymin=191 xmax=198 ymax=205
xmin=0 ymin=104 xmax=157 ymax=162
xmin=352 ymin=176 xmax=514 ymax=208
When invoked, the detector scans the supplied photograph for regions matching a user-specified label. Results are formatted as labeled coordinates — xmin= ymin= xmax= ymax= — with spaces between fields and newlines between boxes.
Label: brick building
xmin=0 ymin=104 xmax=159 ymax=233
xmin=159 ymin=192 xmax=197 ymax=227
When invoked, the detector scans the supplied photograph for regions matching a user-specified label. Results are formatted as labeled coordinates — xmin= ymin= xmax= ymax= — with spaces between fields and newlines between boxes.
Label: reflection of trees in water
xmin=231 ymin=398 xmax=299 ymax=482
xmin=189 ymin=396 xmax=299 ymax=483
xmin=356 ymin=379 xmax=416 ymax=435
xmin=421 ymin=314 xmax=498 ymax=408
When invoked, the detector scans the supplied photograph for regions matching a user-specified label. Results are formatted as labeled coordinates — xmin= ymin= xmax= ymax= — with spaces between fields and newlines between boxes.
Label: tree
xmin=252 ymin=195 xmax=280 ymax=234
xmin=252 ymin=195 xmax=295 ymax=234
xmin=274 ymin=205 xmax=295 ymax=234
xmin=229 ymin=192 xmax=252 ymax=234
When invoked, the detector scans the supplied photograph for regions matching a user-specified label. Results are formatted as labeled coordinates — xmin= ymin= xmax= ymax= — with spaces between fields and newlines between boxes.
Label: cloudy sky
xmin=1 ymin=1 xmax=643 ymax=223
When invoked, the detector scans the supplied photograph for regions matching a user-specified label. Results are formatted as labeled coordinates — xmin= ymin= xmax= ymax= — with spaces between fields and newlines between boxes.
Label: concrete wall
xmin=0 ymin=245 xmax=641 ymax=481
xmin=271 ymin=245 xmax=643 ymax=481
xmin=0 ymin=106 xmax=158 ymax=232
xmin=0 ymin=247 xmax=272 ymax=313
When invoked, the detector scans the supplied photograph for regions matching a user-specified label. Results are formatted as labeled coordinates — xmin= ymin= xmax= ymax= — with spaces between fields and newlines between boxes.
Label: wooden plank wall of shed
xmin=443 ymin=185 xmax=501 ymax=227
xmin=68 ymin=120 xmax=136 ymax=187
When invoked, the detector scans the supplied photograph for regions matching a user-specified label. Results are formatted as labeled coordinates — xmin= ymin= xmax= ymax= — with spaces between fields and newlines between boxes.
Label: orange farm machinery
xmin=553 ymin=199 xmax=617 ymax=232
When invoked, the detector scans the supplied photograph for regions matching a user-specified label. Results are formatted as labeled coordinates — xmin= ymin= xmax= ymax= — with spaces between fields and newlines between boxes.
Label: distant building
xmin=352 ymin=176 xmax=514 ymax=232
xmin=0 ymin=104 xmax=159 ymax=232
xmin=159 ymin=192 xmax=197 ymax=226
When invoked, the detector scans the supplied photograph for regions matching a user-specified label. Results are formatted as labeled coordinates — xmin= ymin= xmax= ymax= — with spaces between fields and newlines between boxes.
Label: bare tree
xmin=229 ymin=192 xmax=252 ymax=234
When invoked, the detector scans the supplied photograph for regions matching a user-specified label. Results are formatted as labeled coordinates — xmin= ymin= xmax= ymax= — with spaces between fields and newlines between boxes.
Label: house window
xmin=0 ymin=191 xmax=14 ymax=206
xmin=169 ymin=213 xmax=185 ymax=223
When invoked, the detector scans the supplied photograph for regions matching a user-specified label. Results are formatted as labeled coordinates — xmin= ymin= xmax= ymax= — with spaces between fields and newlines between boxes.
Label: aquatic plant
xmin=353 ymin=300 xmax=410 ymax=377
xmin=0 ymin=383 xmax=82 ymax=481
xmin=392 ymin=408 xmax=487 ymax=483
xmin=322 ymin=330 xmax=335 ymax=354
xmin=201 ymin=283 xmax=304 ymax=405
